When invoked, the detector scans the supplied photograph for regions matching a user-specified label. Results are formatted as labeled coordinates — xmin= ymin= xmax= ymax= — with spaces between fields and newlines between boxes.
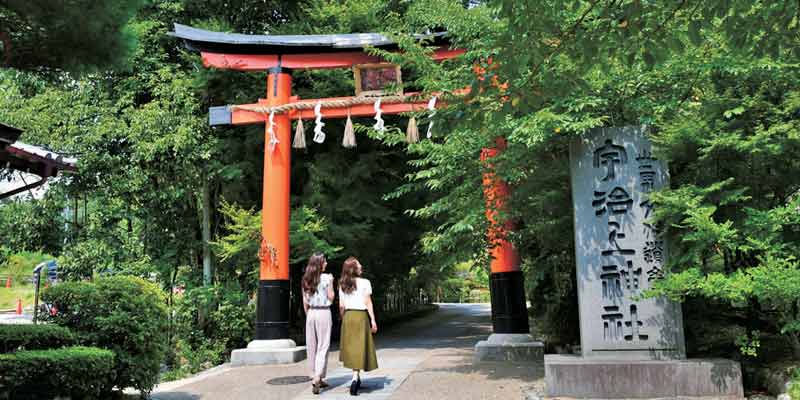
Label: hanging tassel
xmin=373 ymin=99 xmax=385 ymax=132
xmin=406 ymin=116 xmax=419 ymax=143
xmin=342 ymin=112 xmax=356 ymax=148
xmin=292 ymin=118 xmax=307 ymax=149
xmin=313 ymin=101 xmax=326 ymax=143
xmin=266 ymin=111 xmax=279 ymax=152
xmin=426 ymin=96 xmax=437 ymax=139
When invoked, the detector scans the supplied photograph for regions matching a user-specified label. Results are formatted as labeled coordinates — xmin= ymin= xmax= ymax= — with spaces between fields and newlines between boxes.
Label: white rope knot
xmin=373 ymin=99 xmax=385 ymax=132
xmin=266 ymin=111 xmax=279 ymax=152
xmin=426 ymin=96 xmax=437 ymax=138
xmin=313 ymin=101 xmax=326 ymax=143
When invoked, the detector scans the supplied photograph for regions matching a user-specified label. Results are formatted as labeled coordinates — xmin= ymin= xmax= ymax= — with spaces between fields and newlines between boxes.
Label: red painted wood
xmin=202 ymin=53 xmax=279 ymax=70
xmin=201 ymin=47 xmax=465 ymax=71
xmin=261 ymin=72 xmax=292 ymax=281
xmin=481 ymin=137 xmax=520 ymax=274
xmin=291 ymin=101 xmax=430 ymax=120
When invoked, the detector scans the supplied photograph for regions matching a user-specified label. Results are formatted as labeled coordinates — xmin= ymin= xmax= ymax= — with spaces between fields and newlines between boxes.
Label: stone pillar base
xmin=230 ymin=339 xmax=306 ymax=366
xmin=474 ymin=333 xmax=545 ymax=363
xmin=544 ymin=355 xmax=744 ymax=399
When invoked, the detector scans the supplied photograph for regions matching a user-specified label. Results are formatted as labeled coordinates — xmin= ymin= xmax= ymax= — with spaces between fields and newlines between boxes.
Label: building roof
xmin=171 ymin=23 xmax=450 ymax=55
xmin=0 ymin=123 xmax=23 ymax=149
xmin=6 ymin=142 xmax=77 ymax=173
xmin=0 ymin=123 xmax=77 ymax=177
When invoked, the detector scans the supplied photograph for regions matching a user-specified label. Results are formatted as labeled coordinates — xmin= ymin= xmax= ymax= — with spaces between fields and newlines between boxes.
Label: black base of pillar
xmin=256 ymin=279 xmax=290 ymax=340
xmin=489 ymin=271 xmax=530 ymax=334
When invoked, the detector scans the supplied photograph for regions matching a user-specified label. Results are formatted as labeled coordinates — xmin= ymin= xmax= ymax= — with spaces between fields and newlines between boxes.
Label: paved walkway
xmin=0 ymin=311 xmax=33 ymax=324
xmin=151 ymin=303 xmax=544 ymax=400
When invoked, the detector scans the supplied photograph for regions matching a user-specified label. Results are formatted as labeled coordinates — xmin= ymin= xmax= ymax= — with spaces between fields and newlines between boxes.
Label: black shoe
xmin=350 ymin=380 xmax=359 ymax=396
xmin=312 ymin=382 xmax=320 ymax=395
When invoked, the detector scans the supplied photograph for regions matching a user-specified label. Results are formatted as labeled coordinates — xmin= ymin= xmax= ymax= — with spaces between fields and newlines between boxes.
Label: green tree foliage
xmin=4 ymin=0 xmax=799 ymax=374
xmin=0 ymin=0 xmax=146 ymax=71
xmin=214 ymin=200 xmax=340 ymax=291
xmin=644 ymin=61 xmax=800 ymax=357
xmin=378 ymin=0 xmax=800 ymax=353
xmin=0 ymin=0 xmax=434 ymax=374
xmin=167 ymin=285 xmax=252 ymax=380
xmin=0 ymin=190 xmax=65 ymax=254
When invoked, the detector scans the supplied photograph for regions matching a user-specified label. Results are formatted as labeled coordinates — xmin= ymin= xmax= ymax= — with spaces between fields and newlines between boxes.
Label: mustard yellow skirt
xmin=339 ymin=310 xmax=378 ymax=371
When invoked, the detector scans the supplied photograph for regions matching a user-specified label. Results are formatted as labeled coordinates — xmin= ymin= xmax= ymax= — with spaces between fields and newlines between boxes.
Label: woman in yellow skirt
xmin=338 ymin=256 xmax=378 ymax=396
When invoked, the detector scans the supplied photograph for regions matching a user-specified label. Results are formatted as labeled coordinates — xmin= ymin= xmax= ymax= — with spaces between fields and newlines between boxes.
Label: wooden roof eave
xmin=171 ymin=23 xmax=465 ymax=71
xmin=1 ymin=142 xmax=77 ymax=178
xmin=0 ymin=123 xmax=23 ymax=149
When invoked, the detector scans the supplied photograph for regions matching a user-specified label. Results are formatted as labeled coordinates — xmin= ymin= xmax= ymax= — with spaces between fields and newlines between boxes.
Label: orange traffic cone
xmin=5 ymin=277 xmax=10 ymax=288
xmin=16 ymin=298 xmax=22 ymax=315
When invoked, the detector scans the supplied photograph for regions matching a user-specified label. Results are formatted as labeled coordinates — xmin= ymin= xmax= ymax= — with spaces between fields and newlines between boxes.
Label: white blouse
xmin=304 ymin=273 xmax=333 ymax=307
xmin=339 ymin=278 xmax=372 ymax=311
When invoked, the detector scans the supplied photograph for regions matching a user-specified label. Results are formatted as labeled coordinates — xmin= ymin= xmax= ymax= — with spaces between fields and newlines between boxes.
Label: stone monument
xmin=543 ymin=126 xmax=744 ymax=399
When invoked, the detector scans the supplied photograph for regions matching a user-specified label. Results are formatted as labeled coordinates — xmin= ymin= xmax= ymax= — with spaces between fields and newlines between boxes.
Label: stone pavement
xmin=151 ymin=303 xmax=544 ymax=400
xmin=0 ymin=311 xmax=33 ymax=324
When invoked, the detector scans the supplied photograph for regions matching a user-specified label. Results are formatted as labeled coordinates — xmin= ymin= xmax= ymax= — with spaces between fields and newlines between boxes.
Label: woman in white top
xmin=302 ymin=253 xmax=334 ymax=395
xmin=338 ymin=256 xmax=378 ymax=396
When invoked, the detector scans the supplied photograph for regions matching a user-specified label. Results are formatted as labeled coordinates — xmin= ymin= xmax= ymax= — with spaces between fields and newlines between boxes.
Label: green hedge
xmin=0 ymin=346 xmax=115 ymax=400
xmin=41 ymin=275 xmax=168 ymax=394
xmin=0 ymin=324 xmax=75 ymax=353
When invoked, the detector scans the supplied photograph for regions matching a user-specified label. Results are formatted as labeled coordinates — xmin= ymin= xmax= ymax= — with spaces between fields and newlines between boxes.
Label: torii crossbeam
xmin=172 ymin=24 xmax=530 ymax=364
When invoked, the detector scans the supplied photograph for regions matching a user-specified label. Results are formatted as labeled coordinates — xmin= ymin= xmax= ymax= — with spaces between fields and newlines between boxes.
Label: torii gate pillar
xmin=474 ymin=137 xmax=544 ymax=363
xmin=169 ymin=23 xmax=543 ymax=365
xmin=231 ymin=67 xmax=306 ymax=365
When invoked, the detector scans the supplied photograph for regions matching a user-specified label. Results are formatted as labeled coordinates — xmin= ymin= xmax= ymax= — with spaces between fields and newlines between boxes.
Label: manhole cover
xmin=267 ymin=376 xmax=312 ymax=385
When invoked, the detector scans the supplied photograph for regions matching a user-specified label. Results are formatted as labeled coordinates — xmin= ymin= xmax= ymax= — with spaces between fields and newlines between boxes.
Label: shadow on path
xmin=151 ymin=303 xmax=538 ymax=400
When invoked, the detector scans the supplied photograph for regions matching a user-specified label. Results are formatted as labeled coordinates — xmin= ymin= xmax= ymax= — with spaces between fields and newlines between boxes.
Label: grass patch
xmin=0 ymin=285 xmax=36 ymax=311
xmin=0 ymin=251 xmax=52 ymax=284
xmin=0 ymin=251 xmax=52 ymax=311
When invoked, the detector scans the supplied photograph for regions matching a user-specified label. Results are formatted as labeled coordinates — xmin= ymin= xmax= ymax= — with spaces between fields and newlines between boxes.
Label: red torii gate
xmin=172 ymin=24 xmax=529 ymax=360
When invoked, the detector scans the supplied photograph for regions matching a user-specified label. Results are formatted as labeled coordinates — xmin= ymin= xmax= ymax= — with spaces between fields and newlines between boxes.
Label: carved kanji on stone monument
xmin=570 ymin=126 xmax=685 ymax=359
xmin=593 ymin=139 xmax=628 ymax=181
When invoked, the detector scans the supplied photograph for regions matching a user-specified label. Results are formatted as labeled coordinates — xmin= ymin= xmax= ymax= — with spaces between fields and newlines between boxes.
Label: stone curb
xmin=144 ymin=363 xmax=233 ymax=395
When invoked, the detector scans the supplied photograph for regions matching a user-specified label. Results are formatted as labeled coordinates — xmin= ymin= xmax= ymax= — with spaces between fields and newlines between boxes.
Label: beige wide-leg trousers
xmin=305 ymin=308 xmax=332 ymax=379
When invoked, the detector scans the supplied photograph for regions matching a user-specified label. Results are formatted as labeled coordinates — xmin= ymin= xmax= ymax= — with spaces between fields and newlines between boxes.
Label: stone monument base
xmin=544 ymin=355 xmax=744 ymax=399
xmin=474 ymin=333 xmax=545 ymax=363
xmin=230 ymin=339 xmax=306 ymax=366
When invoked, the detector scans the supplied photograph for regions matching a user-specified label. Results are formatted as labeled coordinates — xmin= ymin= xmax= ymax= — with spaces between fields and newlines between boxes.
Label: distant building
xmin=0 ymin=123 xmax=77 ymax=201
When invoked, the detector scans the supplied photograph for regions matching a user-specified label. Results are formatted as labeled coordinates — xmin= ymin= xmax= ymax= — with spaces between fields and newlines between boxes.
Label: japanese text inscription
xmin=570 ymin=126 xmax=685 ymax=359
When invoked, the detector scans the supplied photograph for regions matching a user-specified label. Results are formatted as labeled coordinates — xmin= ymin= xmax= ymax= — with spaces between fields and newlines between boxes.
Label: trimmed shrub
xmin=0 ymin=346 xmax=115 ymax=400
xmin=0 ymin=324 xmax=75 ymax=353
xmin=40 ymin=275 xmax=168 ymax=394
xmin=174 ymin=285 xmax=254 ymax=354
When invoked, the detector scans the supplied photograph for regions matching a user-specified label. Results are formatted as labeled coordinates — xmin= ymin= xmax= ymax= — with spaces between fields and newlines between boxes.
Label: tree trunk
xmin=202 ymin=175 xmax=213 ymax=287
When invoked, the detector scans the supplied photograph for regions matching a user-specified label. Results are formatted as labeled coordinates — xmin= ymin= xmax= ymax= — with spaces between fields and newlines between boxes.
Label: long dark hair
xmin=302 ymin=253 xmax=326 ymax=295
xmin=339 ymin=256 xmax=360 ymax=294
